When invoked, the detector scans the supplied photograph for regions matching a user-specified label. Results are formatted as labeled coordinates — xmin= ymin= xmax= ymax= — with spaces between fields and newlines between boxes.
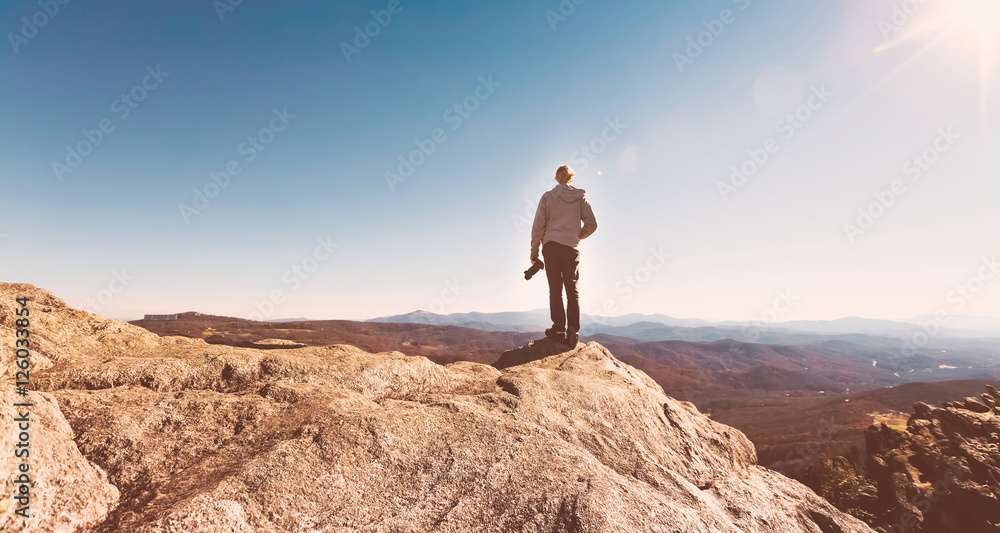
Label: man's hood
xmin=553 ymin=183 xmax=586 ymax=202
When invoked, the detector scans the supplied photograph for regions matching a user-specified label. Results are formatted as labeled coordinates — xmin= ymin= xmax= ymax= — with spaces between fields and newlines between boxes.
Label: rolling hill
xmin=130 ymin=311 xmax=1000 ymax=481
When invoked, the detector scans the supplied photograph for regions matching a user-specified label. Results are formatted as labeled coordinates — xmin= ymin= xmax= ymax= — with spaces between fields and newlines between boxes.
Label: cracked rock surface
xmin=1 ymin=283 xmax=872 ymax=532
xmin=866 ymin=387 xmax=1000 ymax=532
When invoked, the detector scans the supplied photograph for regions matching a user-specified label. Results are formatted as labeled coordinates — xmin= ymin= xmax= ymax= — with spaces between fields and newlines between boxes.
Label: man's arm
xmin=530 ymin=194 xmax=547 ymax=260
xmin=579 ymin=198 xmax=597 ymax=240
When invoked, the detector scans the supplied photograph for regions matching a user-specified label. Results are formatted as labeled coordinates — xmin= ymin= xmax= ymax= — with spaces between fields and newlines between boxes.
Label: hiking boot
xmin=565 ymin=333 xmax=579 ymax=347
xmin=545 ymin=328 xmax=566 ymax=343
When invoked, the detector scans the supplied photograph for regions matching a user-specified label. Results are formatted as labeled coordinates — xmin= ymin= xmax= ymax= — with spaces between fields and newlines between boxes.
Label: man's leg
xmin=543 ymin=242 xmax=566 ymax=334
xmin=563 ymin=247 xmax=581 ymax=336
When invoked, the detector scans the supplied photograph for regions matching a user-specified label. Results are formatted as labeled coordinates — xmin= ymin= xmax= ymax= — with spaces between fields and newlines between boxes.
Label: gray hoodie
xmin=530 ymin=183 xmax=598 ymax=259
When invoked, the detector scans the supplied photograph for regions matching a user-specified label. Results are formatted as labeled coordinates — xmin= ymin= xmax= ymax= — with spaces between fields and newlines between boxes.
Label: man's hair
xmin=555 ymin=165 xmax=576 ymax=185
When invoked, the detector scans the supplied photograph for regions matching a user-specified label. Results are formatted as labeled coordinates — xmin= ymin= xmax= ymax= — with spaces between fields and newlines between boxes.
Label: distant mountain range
xmin=367 ymin=309 xmax=714 ymax=330
xmin=368 ymin=309 xmax=1000 ymax=340
xmin=128 ymin=308 xmax=1000 ymax=489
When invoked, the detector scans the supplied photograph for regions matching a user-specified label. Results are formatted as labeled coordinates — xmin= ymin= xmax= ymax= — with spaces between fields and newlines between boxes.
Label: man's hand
xmin=530 ymin=255 xmax=539 ymax=266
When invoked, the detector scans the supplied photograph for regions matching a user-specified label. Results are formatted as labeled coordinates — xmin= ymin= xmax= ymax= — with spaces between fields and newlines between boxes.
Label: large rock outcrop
xmin=0 ymin=283 xmax=873 ymax=532
xmin=865 ymin=389 xmax=1000 ymax=532
xmin=0 ymin=387 xmax=120 ymax=533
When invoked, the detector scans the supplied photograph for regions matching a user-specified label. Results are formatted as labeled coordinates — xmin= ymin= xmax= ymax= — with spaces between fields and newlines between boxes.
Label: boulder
xmin=1 ymin=283 xmax=872 ymax=532
xmin=866 ymin=391 xmax=1000 ymax=532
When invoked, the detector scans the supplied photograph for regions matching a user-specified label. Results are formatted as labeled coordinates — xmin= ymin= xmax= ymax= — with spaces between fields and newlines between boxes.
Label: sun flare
xmin=878 ymin=0 xmax=1000 ymax=62
xmin=947 ymin=0 xmax=1000 ymax=117
xmin=870 ymin=0 xmax=1000 ymax=118
xmin=949 ymin=0 xmax=1000 ymax=36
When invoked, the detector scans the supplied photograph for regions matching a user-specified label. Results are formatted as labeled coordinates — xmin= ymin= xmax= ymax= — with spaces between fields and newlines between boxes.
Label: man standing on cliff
xmin=530 ymin=165 xmax=598 ymax=348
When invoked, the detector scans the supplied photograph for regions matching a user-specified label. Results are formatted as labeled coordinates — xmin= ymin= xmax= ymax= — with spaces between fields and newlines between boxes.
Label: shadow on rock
xmin=491 ymin=337 xmax=579 ymax=370
xmin=0 ymin=282 xmax=876 ymax=533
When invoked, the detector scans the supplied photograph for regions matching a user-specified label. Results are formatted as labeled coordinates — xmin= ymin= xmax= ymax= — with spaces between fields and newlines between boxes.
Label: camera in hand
xmin=524 ymin=259 xmax=544 ymax=280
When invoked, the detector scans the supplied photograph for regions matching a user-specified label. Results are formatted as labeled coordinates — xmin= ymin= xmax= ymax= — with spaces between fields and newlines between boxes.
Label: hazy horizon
xmin=4 ymin=0 xmax=998 ymax=324
xmin=108 ymin=306 xmax=1000 ymax=329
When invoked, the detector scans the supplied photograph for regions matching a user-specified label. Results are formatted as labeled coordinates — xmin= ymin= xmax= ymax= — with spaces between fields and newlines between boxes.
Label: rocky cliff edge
xmin=0 ymin=283 xmax=872 ymax=532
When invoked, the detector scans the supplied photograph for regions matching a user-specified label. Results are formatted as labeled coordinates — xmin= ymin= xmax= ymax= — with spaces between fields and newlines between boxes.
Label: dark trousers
xmin=542 ymin=241 xmax=581 ymax=335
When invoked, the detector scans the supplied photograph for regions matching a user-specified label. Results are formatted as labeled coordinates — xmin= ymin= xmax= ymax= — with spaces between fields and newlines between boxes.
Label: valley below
xmin=3 ymin=286 xmax=997 ymax=532
xmin=132 ymin=311 xmax=1000 ymax=480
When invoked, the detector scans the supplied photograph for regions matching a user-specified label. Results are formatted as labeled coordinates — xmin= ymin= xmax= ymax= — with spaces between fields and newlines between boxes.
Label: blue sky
xmin=2 ymin=0 xmax=998 ymax=322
